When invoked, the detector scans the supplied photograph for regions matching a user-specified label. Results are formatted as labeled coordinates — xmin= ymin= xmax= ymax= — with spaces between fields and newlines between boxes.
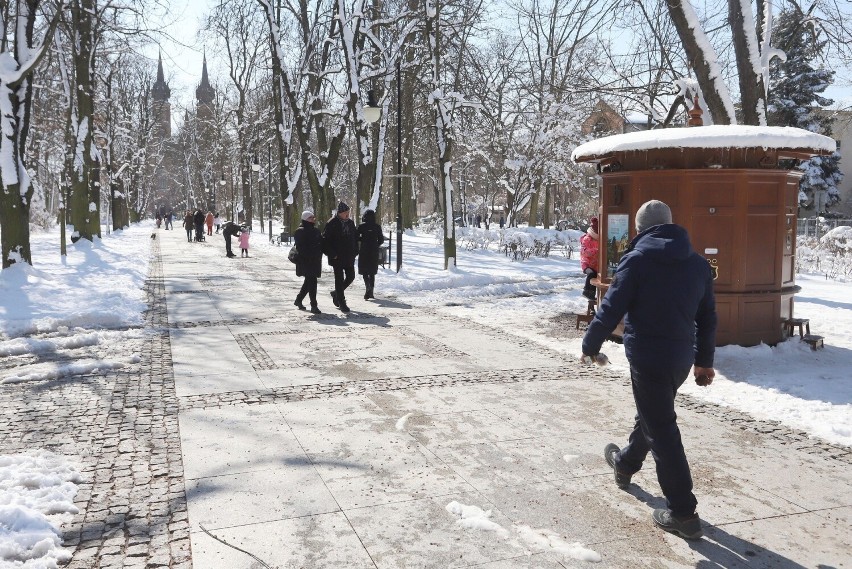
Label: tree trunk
xmin=69 ymin=0 xmax=100 ymax=241
xmin=729 ymin=0 xmax=766 ymax=125
xmin=543 ymin=183 xmax=551 ymax=229
xmin=666 ymin=0 xmax=735 ymax=125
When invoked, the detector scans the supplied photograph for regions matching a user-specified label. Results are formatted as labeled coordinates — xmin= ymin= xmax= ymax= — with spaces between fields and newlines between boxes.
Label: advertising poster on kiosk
xmin=606 ymin=213 xmax=629 ymax=275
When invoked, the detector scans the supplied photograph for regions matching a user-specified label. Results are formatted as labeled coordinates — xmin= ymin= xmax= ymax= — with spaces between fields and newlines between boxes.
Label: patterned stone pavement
xmin=1 ymin=229 xmax=850 ymax=568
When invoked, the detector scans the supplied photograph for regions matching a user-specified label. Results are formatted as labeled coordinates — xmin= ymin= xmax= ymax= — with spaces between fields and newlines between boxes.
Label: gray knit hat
xmin=635 ymin=200 xmax=672 ymax=232
xmin=301 ymin=210 xmax=315 ymax=221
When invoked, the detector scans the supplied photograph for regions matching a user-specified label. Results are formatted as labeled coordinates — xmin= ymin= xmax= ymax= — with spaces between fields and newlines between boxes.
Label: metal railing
xmin=797 ymin=218 xmax=852 ymax=238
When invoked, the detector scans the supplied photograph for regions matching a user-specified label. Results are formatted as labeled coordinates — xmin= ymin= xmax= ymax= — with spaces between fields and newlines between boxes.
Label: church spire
xmin=196 ymin=52 xmax=215 ymax=105
xmin=152 ymin=50 xmax=171 ymax=102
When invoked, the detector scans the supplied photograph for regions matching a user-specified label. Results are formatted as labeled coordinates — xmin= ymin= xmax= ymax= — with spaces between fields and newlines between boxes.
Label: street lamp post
xmin=395 ymin=58 xmax=402 ymax=273
xmin=267 ymin=143 xmax=273 ymax=242
xmin=251 ymin=155 xmax=260 ymax=228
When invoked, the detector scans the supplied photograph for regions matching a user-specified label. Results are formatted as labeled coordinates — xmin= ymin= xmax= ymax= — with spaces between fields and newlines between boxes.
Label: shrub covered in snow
xmin=431 ymin=225 xmax=582 ymax=261
xmin=796 ymin=227 xmax=852 ymax=280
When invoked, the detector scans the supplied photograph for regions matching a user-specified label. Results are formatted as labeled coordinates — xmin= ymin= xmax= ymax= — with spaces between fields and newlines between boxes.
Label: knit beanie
xmin=587 ymin=216 xmax=599 ymax=239
xmin=635 ymin=200 xmax=672 ymax=232
xmin=337 ymin=201 xmax=350 ymax=213
xmin=301 ymin=210 xmax=315 ymax=221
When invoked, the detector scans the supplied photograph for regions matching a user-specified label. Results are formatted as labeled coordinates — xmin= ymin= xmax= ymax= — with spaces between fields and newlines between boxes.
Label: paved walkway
xmin=2 ymin=228 xmax=851 ymax=568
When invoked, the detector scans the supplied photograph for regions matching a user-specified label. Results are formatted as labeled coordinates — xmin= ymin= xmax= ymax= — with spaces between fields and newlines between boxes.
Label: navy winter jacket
xmin=582 ymin=224 xmax=717 ymax=372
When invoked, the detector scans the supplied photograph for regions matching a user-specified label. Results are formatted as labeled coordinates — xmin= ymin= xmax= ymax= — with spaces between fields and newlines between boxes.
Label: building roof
xmin=151 ymin=52 xmax=171 ymax=102
xmin=573 ymin=125 xmax=836 ymax=163
xmin=196 ymin=54 xmax=215 ymax=105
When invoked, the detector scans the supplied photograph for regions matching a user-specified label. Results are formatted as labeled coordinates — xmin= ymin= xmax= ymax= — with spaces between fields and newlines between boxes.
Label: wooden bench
xmin=575 ymin=299 xmax=596 ymax=329
xmin=802 ymin=334 xmax=824 ymax=350
xmin=782 ymin=317 xmax=810 ymax=338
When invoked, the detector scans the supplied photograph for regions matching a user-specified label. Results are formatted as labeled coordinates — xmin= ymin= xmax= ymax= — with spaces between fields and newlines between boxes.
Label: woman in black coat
xmin=293 ymin=211 xmax=323 ymax=314
xmin=357 ymin=209 xmax=385 ymax=300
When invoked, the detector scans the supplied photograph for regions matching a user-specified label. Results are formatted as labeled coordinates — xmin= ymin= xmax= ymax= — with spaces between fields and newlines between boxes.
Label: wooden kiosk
xmin=572 ymin=119 xmax=835 ymax=347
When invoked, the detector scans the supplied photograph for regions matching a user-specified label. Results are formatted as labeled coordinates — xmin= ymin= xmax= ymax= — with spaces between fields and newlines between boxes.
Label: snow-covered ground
xmin=1 ymin=220 xmax=851 ymax=564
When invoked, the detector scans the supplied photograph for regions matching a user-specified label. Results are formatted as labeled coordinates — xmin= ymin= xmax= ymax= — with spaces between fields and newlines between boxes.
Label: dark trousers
xmin=362 ymin=274 xmax=375 ymax=292
xmin=333 ymin=265 xmax=355 ymax=301
xmin=615 ymin=364 xmax=697 ymax=517
xmin=583 ymin=268 xmax=598 ymax=297
xmin=185 ymin=228 xmax=193 ymax=242
xmin=224 ymin=235 xmax=234 ymax=255
xmin=297 ymin=276 xmax=318 ymax=306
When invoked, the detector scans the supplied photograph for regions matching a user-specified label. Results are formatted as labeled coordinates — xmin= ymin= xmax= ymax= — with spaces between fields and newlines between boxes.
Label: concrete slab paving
xmin=149 ymin=229 xmax=852 ymax=568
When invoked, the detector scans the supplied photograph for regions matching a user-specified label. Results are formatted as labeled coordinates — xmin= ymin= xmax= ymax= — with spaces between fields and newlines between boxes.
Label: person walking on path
xmin=580 ymin=216 xmax=600 ymax=300
xmin=214 ymin=213 xmax=222 ymax=234
xmin=293 ymin=211 xmax=323 ymax=314
xmin=193 ymin=209 xmax=205 ymax=242
xmin=165 ymin=210 xmax=173 ymax=230
xmin=206 ymin=211 xmax=214 ymax=236
xmin=239 ymin=227 xmax=251 ymax=257
xmin=221 ymin=221 xmax=241 ymax=257
xmin=580 ymin=199 xmax=717 ymax=541
xmin=357 ymin=209 xmax=385 ymax=300
xmin=183 ymin=211 xmax=194 ymax=242
xmin=322 ymin=201 xmax=358 ymax=312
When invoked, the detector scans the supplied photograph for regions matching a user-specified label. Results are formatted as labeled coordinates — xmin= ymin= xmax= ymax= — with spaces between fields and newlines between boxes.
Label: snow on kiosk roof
xmin=572 ymin=125 xmax=836 ymax=165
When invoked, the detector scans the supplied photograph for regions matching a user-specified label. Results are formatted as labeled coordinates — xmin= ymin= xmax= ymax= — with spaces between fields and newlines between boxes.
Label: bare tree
xmin=0 ymin=0 xmax=63 ymax=268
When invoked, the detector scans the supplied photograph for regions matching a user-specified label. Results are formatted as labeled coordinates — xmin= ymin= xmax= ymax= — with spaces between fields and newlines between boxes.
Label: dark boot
xmin=310 ymin=305 xmax=321 ymax=314
xmin=604 ymin=444 xmax=632 ymax=490
xmin=294 ymin=297 xmax=306 ymax=310
xmin=330 ymin=290 xmax=340 ymax=307
xmin=652 ymin=509 xmax=702 ymax=540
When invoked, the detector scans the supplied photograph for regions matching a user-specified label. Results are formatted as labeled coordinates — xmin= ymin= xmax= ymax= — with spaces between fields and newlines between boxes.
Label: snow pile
xmin=445 ymin=501 xmax=510 ymax=538
xmin=572 ymin=125 xmax=836 ymax=162
xmin=445 ymin=501 xmax=601 ymax=563
xmin=395 ymin=413 xmax=413 ymax=431
xmin=0 ymin=224 xmax=151 ymax=339
xmin=0 ymin=451 xmax=81 ymax=568
xmin=514 ymin=524 xmax=601 ymax=562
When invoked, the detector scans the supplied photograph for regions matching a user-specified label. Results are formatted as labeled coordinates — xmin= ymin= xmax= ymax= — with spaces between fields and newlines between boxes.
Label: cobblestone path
xmin=0 ymin=238 xmax=191 ymax=569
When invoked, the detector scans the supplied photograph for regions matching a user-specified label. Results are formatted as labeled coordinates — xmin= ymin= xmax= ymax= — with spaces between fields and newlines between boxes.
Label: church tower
xmin=196 ymin=54 xmax=216 ymax=124
xmin=151 ymin=52 xmax=171 ymax=139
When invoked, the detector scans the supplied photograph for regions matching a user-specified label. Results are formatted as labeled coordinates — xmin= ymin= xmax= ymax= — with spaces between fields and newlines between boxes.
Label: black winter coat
xmin=294 ymin=220 xmax=323 ymax=278
xmin=582 ymin=224 xmax=717 ymax=373
xmin=357 ymin=212 xmax=385 ymax=275
xmin=222 ymin=221 xmax=241 ymax=239
xmin=322 ymin=214 xmax=358 ymax=267
xmin=193 ymin=210 xmax=205 ymax=227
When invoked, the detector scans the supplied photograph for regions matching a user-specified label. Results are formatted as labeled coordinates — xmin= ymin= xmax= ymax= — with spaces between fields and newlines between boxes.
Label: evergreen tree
xmin=768 ymin=9 xmax=843 ymax=214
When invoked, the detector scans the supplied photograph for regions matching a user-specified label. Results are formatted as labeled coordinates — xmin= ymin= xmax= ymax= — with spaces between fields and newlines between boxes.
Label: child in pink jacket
xmin=580 ymin=216 xmax=599 ymax=300
xmin=239 ymin=228 xmax=251 ymax=257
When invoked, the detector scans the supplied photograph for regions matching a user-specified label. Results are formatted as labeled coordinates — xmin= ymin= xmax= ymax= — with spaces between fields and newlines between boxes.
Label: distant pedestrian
xmin=580 ymin=216 xmax=599 ymax=300
xmin=293 ymin=211 xmax=322 ymax=314
xmin=475 ymin=214 xmax=482 ymax=228
xmin=499 ymin=215 xmax=505 ymax=229
xmin=214 ymin=213 xmax=222 ymax=234
xmin=357 ymin=209 xmax=385 ymax=300
xmin=193 ymin=209 xmax=205 ymax=242
xmin=239 ymin=227 xmax=251 ymax=257
xmin=322 ymin=201 xmax=358 ymax=312
xmin=581 ymin=200 xmax=717 ymax=540
xmin=156 ymin=212 xmax=162 ymax=228
xmin=206 ymin=211 xmax=214 ymax=236
xmin=183 ymin=211 xmax=193 ymax=242
xmin=165 ymin=211 xmax=173 ymax=230
xmin=222 ymin=221 xmax=241 ymax=257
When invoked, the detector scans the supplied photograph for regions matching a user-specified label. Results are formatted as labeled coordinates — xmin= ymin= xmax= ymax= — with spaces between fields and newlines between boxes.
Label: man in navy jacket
xmin=581 ymin=199 xmax=716 ymax=540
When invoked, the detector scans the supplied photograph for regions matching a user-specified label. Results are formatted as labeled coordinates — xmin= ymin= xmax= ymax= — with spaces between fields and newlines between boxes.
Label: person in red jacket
xmin=580 ymin=216 xmax=599 ymax=300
